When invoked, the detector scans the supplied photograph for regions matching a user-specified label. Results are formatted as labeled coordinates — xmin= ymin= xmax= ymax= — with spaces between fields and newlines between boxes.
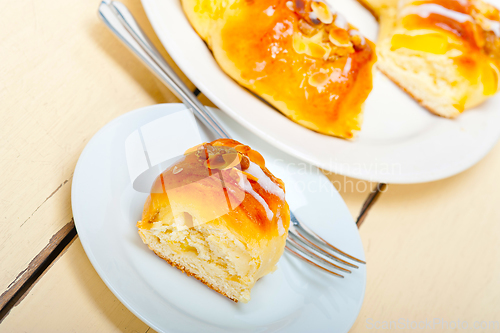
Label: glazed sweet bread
xmin=375 ymin=0 xmax=500 ymax=117
xmin=137 ymin=139 xmax=290 ymax=302
xmin=181 ymin=0 xmax=377 ymax=139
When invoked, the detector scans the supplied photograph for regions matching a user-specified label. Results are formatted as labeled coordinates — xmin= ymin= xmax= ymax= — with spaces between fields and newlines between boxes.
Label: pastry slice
xmin=376 ymin=0 xmax=500 ymax=117
xmin=181 ymin=0 xmax=377 ymax=139
xmin=137 ymin=139 xmax=290 ymax=302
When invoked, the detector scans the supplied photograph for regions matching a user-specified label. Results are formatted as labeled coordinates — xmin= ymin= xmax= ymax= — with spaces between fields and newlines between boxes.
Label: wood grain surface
xmin=0 ymin=238 xmax=155 ymax=333
xmin=1 ymin=0 xmax=499 ymax=331
xmin=0 ymin=0 xmax=189 ymax=310
xmin=351 ymin=143 xmax=500 ymax=331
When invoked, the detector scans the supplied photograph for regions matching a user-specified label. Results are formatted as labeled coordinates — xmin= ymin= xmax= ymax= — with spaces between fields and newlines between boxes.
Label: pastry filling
xmin=390 ymin=0 xmax=500 ymax=99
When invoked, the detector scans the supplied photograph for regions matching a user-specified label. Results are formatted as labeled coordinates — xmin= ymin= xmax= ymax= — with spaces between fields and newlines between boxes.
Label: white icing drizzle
xmin=254 ymin=61 xmax=267 ymax=72
xmin=264 ymin=6 xmax=275 ymax=16
xmin=400 ymin=3 xmax=473 ymax=23
xmin=246 ymin=162 xmax=285 ymax=200
xmin=238 ymin=173 xmax=274 ymax=220
xmin=276 ymin=211 xmax=285 ymax=236
xmin=343 ymin=57 xmax=352 ymax=76
xmin=334 ymin=13 xmax=348 ymax=30
xmin=349 ymin=29 xmax=366 ymax=46
xmin=484 ymin=19 xmax=500 ymax=37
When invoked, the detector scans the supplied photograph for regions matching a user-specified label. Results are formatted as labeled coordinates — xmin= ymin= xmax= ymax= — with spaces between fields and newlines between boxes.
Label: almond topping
xmin=247 ymin=149 xmax=266 ymax=168
xmin=240 ymin=154 xmax=250 ymax=171
xmin=204 ymin=154 xmax=225 ymax=169
xmin=293 ymin=34 xmax=308 ymax=54
xmin=308 ymin=41 xmax=331 ymax=59
xmin=308 ymin=11 xmax=321 ymax=25
xmin=311 ymin=1 xmax=333 ymax=24
xmin=242 ymin=171 xmax=259 ymax=182
xmin=204 ymin=153 xmax=241 ymax=170
xmin=184 ymin=142 xmax=206 ymax=155
xmin=298 ymin=19 xmax=317 ymax=36
xmin=329 ymin=27 xmax=352 ymax=48
xmin=222 ymin=153 xmax=241 ymax=170
xmin=308 ymin=72 xmax=330 ymax=87
xmin=349 ymin=29 xmax=366 ymax=50
xmin=172 ymin=166 xmax=183 ymax=175
xmin=234 ymin=144 xmax=249 ymax=154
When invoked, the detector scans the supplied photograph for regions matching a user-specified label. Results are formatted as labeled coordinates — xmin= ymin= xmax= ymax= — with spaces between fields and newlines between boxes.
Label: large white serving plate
xmin=72 ymin=104 xmax=366 ymax=333
xmin=142 ymin=0 xmax=500 ymax=184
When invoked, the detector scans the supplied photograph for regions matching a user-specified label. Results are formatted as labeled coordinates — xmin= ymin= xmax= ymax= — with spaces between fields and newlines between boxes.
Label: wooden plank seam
xmin=0 ymin=222 xmax=77 ymax=322
xmin=0 ymin=89 xmax=384 ymax=325
xmin=357 ymin=183 xmax=387 ymax=228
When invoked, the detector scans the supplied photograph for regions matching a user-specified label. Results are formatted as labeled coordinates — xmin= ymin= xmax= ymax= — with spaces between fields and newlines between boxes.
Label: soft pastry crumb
xmin=137 ymin=139 xmax=290 ymax=302
xmin=375 ymin=1 xmax=500 ymax=117
xmin=139 ymin=223 xmax=261 ymax=302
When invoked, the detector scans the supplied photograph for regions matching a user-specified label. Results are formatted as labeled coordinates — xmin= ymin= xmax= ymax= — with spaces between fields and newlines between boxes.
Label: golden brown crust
xmin=139 ymin=139 xmax=290 ymax=244
xmin=377 ymin=66 xmax=457 ymax=118
xmin=150 ymin=247 xmax=238 ymax=302
xmin=137 ymin=139 xmax=290 ymax=303
xmin=181 ymin=0 xmax=377 ymax=139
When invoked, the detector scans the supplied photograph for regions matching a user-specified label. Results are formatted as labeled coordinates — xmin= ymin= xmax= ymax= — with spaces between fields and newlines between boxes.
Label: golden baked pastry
xmin=137 ymin=139 xmax=290 ymax=302
xmin=181 ymin=0 xmax=377 ymax=139
xmin=375 ymin=0 xmax=500 ymax=117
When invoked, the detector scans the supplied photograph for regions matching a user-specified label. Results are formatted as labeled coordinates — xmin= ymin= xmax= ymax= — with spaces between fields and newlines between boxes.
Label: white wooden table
xmin=1 ymin=0 xmax=499 ymax=331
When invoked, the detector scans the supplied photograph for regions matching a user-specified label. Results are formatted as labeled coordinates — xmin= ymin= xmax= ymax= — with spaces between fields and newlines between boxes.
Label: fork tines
xmin=285 ymin=212 xmax=366 ymax=278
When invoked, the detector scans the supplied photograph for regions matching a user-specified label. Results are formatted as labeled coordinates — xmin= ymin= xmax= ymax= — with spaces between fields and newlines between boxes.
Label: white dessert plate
xmin=72 ymin=104 xmax=366 ymax=333
xmin=141 ymin=0 xmax=500 ymax=184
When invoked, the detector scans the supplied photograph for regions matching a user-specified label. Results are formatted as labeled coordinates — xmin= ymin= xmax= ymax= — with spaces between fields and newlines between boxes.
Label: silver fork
xmin=98 ymin=0 xmax=366 ymax=278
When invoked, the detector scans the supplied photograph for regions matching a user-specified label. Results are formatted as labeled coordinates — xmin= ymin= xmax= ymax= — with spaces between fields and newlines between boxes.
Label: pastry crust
xmin=137 ymin=139 xmax=290 ymax=302
xmin=150 ymin=248 xmax=238 ymax=302
xmin=375 ymin=0 xmax=500 ymax=117
xmin=181 ymin=0 xmax=377 ymax=139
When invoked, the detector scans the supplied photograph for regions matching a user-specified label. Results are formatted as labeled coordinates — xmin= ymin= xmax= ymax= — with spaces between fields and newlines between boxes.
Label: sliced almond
xmin=234 ymin=144 xmax=249 ymax=154
xmin=221 ymin=153 xmax=241 ymax=170
xmin=242 ymin=171 xmax=259 ymax=182
xmin=204 ymin=154 xmax=225 ymax=169
xmin=247 ymin=149 xmax=266 ymax=168
xmin=311 ymin=1 xmax=333 ymax=24
xmin=308 ymin=11 xmax=321 ymax=25
xmin=308 ymin=72 xmax=330 ymax=87
xmin=293 ymin=34 xmax=308 ymax=54
xmin=349 ymin=29 xmax=366 ymax=50
xmin=184 ymin=142 xmax=206 ymax=155
xmin=240 ymin=154 xmax=250 ymax=171
xmin=329 ymin=27 xmax=352 ymax=48
xmin=298 ymin=19 xmax=317 ymax=36
xmin=307 ymin=41 xmax=331 ymax=59
xmin=172 ymin=166 xmax=183 ymax=175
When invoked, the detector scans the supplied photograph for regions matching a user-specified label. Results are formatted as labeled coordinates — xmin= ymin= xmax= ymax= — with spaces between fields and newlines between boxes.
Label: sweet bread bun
xmin=376 ymin=0 xmax=500 ymax=117
xmin=137 ymin=139 xmax=290 ymax=302
xmin=181 ymin=0 xmax=377 ymax=139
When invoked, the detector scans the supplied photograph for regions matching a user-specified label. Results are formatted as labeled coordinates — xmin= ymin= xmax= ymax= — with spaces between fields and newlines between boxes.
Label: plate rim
xmin=71 ymin=103 xmax=366 ymax=333
xmin=141 ymin=0 xmax=500 ymax=184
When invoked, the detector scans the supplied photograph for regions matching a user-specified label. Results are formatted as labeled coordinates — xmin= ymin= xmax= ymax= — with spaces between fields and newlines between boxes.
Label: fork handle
xmin=98 ymin=0 xmax=231 ymax=139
